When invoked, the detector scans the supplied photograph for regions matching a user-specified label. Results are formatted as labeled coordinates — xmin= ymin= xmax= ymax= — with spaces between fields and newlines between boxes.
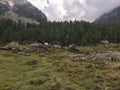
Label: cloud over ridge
xmin=28 ymin=0 xmax=120 ymax=22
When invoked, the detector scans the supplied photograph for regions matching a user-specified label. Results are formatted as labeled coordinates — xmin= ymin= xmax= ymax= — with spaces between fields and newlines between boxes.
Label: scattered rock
xmin=30 ymin=42 xmax=44 ymax=48
xmin=101 ymin=40 xmax=109 ymax=44
xmin=48 ymin=41 xmax=61 ymax=49
xmin=89 ymin=52 xmax=120 ymax=62
xmin=29 ymin=42 xmax=48 ymax=52
xmin=7 ymin=41 xmax=19 ymax=47
xmin=0 ymin=41 xmax=19 ymax=50
xmin=0 ymin=42 xmax=48 ymax=54
xmin=0 ymin=41 xmax=30 ymax=54
xmin=18 ymin=46 xmax=30 ymax=52
xmin=18 ymin=52 xmax=26 ymax=55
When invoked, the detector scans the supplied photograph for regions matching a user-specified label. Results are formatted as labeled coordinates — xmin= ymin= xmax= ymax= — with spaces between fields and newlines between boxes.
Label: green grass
xmin=0 ymin=49 xmax=120 ymax=90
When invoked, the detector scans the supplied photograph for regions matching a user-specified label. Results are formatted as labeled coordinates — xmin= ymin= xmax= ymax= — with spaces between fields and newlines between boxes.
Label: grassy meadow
xmin=0 ymin=44 xmax=120 ymax=90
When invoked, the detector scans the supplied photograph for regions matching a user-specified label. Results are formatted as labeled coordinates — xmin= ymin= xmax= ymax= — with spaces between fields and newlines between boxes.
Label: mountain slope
xmin=94 ymin=6 xmax=120 ymax=24
xmin=0 ymin=0 xmax=47 ymax=24
xmin=12 ymin=3 xmax=47 ymax=22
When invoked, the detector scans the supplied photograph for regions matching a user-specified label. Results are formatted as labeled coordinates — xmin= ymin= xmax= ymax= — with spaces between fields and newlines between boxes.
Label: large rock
xmin=6 ymin=41 xmax=19 ymax=47
xmin=48 ymin=41 xmax=61 ymax=49
xmin=0 ymin=41 xmax=30 ymax=53
xmin=29 ymin=42 xmax=48 ymax=52
xmin=0 ymin=41 xmax=19 ymax=50
xmin=101 ymin=40 xmax=109 ymax=44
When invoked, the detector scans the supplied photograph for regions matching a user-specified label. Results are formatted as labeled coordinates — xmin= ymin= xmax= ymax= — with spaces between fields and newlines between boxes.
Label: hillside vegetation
xmin=0 ymin=19 xmax=120 ymax=45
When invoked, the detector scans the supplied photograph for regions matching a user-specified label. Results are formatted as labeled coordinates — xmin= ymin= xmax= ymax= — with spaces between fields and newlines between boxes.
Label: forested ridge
xmin=0 ymin=19 xmax=120 ymax=45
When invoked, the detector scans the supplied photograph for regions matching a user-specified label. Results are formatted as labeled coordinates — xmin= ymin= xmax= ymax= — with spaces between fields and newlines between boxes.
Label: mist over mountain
xmin=0 ymin=0 xmax=47 ymax=24
xmin=94 ymin=6 xmax=120 ymax=24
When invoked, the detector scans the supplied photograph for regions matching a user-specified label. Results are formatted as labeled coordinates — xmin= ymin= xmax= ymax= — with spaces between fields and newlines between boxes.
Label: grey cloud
xmin=28 ymin=0 xmax=120 ymax=22
xmin=44 ymin=4 xmax=62 ymax=21
xmin=83 ymin=0 xmax=120 ymax=21
xmin=47 ymin=0 xmax=50 ymax=4
xmin=60 ymin=0 xmax=86 ymax=21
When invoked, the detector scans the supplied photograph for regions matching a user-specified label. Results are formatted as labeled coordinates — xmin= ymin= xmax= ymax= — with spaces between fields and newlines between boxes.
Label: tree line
xmin=0 ymin=19 xmax=120 ymax=45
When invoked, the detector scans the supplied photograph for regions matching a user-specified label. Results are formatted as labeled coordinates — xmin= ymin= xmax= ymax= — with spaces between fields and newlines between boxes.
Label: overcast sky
xmin=28 ymin=0 xmax=120 ymax=22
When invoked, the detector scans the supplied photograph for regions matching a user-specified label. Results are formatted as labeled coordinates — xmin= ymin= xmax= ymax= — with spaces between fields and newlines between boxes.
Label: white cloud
xmin=28 ymin=0 xmax=120 ymax=22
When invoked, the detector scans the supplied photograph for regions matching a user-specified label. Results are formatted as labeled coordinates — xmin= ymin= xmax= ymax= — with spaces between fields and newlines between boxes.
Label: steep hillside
xmin=94 ymin=6 xmax=120 ymax=24
xmin=0 ymin=0 xmax=47 ymax=24
xmin=12 ymin=2 xmax=47 ymax=22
